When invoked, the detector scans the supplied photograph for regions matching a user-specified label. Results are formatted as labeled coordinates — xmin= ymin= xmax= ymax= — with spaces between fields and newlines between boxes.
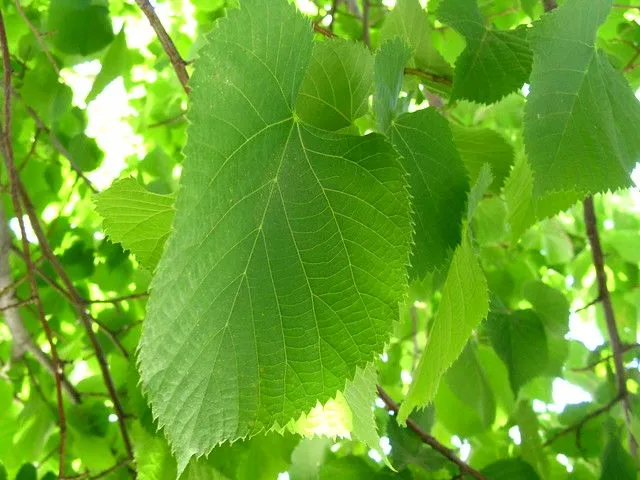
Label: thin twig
xmin=17 ymin=181 xmax=134 ymax=459
xmin=572 ymin=295 xmax=601 ymax=313
xmin=61 ymin=458 xmax=131 ymax=480
xmin=148 ymin=111 xmax=186 ymax=128
xmin=14 ymin=0 xmax=59 ymax=74
xmin=584 ymin=196 xmax=636 ymax=456
xmin=0 ymin=296 xmax=34 ymax=311
xmin=134 ymin=0 xmax=190 ymax=94
xmin=313 ymin=23 xmax=337 ymax=38
xmin=543 ymin=393 xmax=625 ymax=447
xmin=377 ymin=386 xmax=487 ymax=480
xmin=571 ymin=343 xmax=640 ymax=372
xmin=0 ymin=13 xmax=69 ymax=476
xmin=15 ymin=97 xmax=98 ymax=193
xmin=362 ymin=0 xmax=371 ymax=48
xmin=84 ymin=292 xmax=149 ymax=304
xmin=404 ymin=67 xmax=453 ymax=87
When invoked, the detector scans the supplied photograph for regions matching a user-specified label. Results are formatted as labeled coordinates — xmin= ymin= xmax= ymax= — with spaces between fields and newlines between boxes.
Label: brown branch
xmin=584 ymin=195 xmax=636 ymax=456
xmin=542 ymin=0 xmax=558 ymax=11
xmin=362 ymin=0 xmax=371 ymax=48
xmin=14 ymin=0 xmax=60 ymax=74
xmin=543 ymin=393 xmax=624 ymax=447
xmin=377 ymin=386 xmax=487 ymax=480
xmin=0 ymin=13 xmax=70 ymax=476
xmin=313 ymin=23 xmax=337 ymax=38
xmin=148 ymin=111 xmax=186 ymax=128
xmin=404 ymin=67 xmax=453 ymax=87
xmin=571 ymin=343 xmax=640 ymax=372
xmin=17 ymin=181 xmax=133 ymax=459
xmin=572 ymin=295 xmax=601 ymax=313
xmin=0 ymin=296 xmax=34 ymax=311
xmin=134 ymin=0 xmax=190 ymax=94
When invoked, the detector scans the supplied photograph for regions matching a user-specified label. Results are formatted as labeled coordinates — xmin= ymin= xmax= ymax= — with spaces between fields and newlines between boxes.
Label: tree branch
xmin=584 ymin=196 xmax=636 ymax=456
xmin=16 ymin=96 xmax=98 ymax=193
xmin=543 ymin=393 xmax=624 ymax=447
xmin=0 ymin=13 xmax=71 ymax=476
xmin=377 ymin=386 xmax=487 ymax=480
xmin=17 ymin=181 xmax=134 ymax=459
xmin=571 ymin=343 xmax=640 ymax=372
xmin=134 ymin=0 xmax=190 ymax=94
xmin=404 ymin=67 xmax=453 ymax=87
xmin=14 ymin=0 xmax=60 ymax=74
xmin=362 ymin=0 xmax=371 ymax=48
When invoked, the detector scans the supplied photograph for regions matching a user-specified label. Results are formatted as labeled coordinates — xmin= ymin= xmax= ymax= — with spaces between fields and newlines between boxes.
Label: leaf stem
xmin=377 ymin=385 xmax=488 ymax=480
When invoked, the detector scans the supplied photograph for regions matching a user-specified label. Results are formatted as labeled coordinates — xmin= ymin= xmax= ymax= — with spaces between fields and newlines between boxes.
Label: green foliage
xmin=94 ymin=178 xmax=175 ymax=270
xmin=399 ymin=236 xmax=489 ymax=422
xmin=437 ymin=0 xmax=532 ymax=104
xmin=138 ymin=0 xmax=411 ymax=468
xmin=524 ymin=0 xmax=640 ymax=196
xmin=3 ymin=0 xmax=640 ymax=478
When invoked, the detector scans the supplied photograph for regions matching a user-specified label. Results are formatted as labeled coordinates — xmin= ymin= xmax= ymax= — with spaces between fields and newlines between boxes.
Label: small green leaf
xmin=68 ymin=134 xmax=104 ymax=172
xmin=390 ymin=109 xmax=469 ymax=276
xmin=374 ymin=38 xmax=412 ymax=132
xmin=451 ymin=125 xmax=514 ymax=193
xmin=48 ymin=0 xmax=114 ymax=56
xmin=380 ymin=0 xmax=452 ymax=77
xmin=600 ymin=435 xmax=635 ymax=480
xmin=398 ymin=235 xmax=489 ymax=422
xmin=486 ymin=309 xmax=548 ymax=394
xmin=437 ymin=0 xmax=532 ymax=104
xmin=467 ymin=163 xmax=493 ymax=224
xmin=435 ymin=342 xmax=496 ymax=436
xmin=297 ymin=38 xmax=373 ymax=131
xmin=503 ymin=155 xmax=582 ymax=241
xmin=342 ymin=364 xmax=389 ymax=465
xmin=481 ymin=458 xmax=540 ymax=480
xmin=515 ymin=400 xmax=549 ymax=480
xmin=94 ymin=178 xmax=175 ymax=271
xmin=86 ymin=27 xmax=130 ymax=103
xmin=524 ymin=0 xmax=640 ymax=196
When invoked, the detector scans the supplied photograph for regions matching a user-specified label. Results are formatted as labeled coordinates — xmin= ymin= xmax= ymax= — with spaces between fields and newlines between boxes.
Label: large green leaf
xmin=94 ymin=178 xmax=175 ymax=271
xmin=437 ymin=0 xmax=532 ymax=104
xmin=524 ymin=0 xmax=640 ymax=196
xmin=486 ymin=309 xmax=548 ymax=394
xmin=138 ymin=0 xmax=411 ymax=470
xmin=398 ymin=235 xmax=489 ymax=422
xmin=296 ymin=38 xmax=373 ymax=131
xmin=390 ymin=109 xmax=469 ymax=276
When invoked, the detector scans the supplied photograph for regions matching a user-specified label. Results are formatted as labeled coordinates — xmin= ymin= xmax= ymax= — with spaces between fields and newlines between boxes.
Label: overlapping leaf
xmin=94 ymin=178 xmax=175 ymax=271
xmin=398 ymin=236 xmax=489 ymax=422
xmin=524 ymin=0 xmax=640 ymax=195
xmin=297 ymin=39 xmax=373 ymax=131
xmin=137 ymin=0 xmax=411 ymax=469
xmin=437 ymin=0 xmax=532 ymax=104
